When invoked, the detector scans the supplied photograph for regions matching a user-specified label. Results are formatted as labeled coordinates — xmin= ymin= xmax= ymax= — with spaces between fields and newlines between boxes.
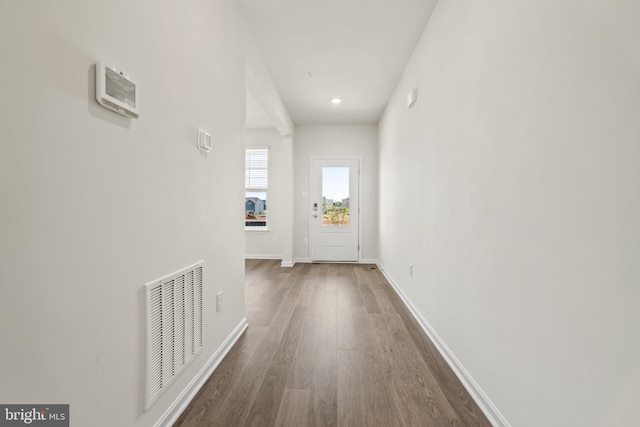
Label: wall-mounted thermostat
xmin=96 ymin=60 xmax=139 ymax=118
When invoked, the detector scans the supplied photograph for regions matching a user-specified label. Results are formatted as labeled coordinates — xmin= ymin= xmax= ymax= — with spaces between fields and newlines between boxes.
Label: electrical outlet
xmin=216 ymin=291 xmax=223 ymax=312
xmin=409 ymin=264 xmax=414 ymax=277
xmin=303 ymin=237 xmax=308 ymax=245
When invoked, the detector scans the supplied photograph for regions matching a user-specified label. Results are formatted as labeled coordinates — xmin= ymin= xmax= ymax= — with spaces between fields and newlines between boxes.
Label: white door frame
xmin=308 ymin=157 xmax=361 ymax=262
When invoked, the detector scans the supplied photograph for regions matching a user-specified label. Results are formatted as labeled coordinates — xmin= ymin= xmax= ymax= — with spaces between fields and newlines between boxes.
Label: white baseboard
xmin=155 ymin=318 xmax=249 ymax=427
xmin=245 ymin=254 xmax=282 ymax=260
xmin=376 ymin=263 xmax=510 ymax=427
xmin=243 ymin=255 xmax=294 ymax=267
xmin=292 ymin=258 xmax=377 ymax=265
xmin=242 ymin=256 xmax=296 ymax=268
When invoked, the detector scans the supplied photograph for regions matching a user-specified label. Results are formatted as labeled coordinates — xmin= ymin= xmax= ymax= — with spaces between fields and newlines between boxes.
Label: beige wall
xmin=379 ymin=1 xmax=640 ymax=425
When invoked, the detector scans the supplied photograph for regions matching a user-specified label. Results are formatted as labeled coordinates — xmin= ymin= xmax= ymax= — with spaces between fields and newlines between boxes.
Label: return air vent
xmin=145 ymin=261 xmax=204 ymax=410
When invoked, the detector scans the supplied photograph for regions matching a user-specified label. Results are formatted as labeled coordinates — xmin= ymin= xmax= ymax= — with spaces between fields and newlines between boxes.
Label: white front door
xmin=310 ymin=158 xmax=359 ymax=262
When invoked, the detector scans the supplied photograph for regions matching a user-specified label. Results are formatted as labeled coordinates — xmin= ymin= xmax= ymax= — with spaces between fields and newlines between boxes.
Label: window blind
xmin=245 ymin=148 xmax=268 ymax=190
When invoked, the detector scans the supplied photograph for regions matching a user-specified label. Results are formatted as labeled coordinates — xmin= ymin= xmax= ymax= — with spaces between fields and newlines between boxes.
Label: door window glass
xmin=322 ymin=167 xmax=350 ymax=226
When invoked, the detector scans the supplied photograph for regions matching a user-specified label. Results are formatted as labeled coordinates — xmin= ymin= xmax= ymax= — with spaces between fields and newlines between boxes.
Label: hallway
xmin=175 ymin=260 xmax=490 ymax=426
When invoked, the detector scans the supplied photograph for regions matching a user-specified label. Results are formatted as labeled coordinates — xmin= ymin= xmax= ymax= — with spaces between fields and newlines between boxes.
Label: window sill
xmin=245 ymin=227 xmax=270 ymax=232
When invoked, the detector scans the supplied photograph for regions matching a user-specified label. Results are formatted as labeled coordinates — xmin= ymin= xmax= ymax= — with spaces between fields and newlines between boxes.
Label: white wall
xmin=0 ymin=1 xmax=247 ymax=426
xmin=293 ymin=125 xmax=378 ymax=262
xmin=243 ymin=26 xmax=294 ymax=266
xmin=379 ymin=1 xmax=640 ymax=426
xmin=245 ymin=129 xmax=285 ymax=259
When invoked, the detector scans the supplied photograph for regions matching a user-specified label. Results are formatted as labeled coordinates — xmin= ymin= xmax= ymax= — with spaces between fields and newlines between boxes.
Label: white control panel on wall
xmin=96 ymin=60 xmax=139 ymax=118
xmin=197 ymin=129 xmax=212 ymax=153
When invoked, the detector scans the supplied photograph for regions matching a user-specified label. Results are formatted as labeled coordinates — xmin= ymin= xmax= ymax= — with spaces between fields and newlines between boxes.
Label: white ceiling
xmin=237 ymin=0 xmax=438 ymax=126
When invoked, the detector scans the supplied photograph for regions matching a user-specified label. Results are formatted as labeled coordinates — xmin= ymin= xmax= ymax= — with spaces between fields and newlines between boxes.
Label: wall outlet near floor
xmin=409 ymin=264 xmax=414 ymax=277
xmin=216 ymin=291 xmax=223 ymax=312
xmin=303 ymin=237 xmax=308 ymax=245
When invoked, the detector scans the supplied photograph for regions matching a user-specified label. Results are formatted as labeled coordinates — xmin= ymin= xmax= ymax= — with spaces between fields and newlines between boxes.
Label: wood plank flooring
xmin=174 ymin=260 xmax=491 ymax=427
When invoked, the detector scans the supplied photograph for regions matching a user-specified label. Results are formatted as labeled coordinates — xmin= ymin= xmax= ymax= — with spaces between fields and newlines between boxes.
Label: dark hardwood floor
xmin=174 ymin=260 xmax=491 ymax=427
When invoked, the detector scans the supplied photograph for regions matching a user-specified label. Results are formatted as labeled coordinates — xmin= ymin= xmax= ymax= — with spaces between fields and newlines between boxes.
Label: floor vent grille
xmin=145 ymin=261 xmax=203 ymax=410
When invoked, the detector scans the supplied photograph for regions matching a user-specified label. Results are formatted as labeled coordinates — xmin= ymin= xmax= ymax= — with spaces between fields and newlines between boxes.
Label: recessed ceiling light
xmin=331 ymin=97 xmax=342 ymax=105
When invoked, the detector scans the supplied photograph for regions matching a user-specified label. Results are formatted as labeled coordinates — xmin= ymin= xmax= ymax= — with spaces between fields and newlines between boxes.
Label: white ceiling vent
xmin=145 ymin=261 xmax=204 ymax=410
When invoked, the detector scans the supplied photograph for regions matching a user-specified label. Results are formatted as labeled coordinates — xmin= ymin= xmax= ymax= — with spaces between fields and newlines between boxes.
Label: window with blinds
xmin=245 ymin=148 xmax=268 ymax=228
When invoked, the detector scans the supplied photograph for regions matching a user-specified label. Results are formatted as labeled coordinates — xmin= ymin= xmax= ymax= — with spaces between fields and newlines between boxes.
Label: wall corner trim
xmin=154 ymin=318 xmax=249 ymax=427
xmin=376 ymin=263 xmax=511 ymax=427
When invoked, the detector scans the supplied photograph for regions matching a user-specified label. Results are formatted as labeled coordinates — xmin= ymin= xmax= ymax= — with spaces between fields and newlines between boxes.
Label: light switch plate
xmin=197 ymin=129 xmax=212 ymax=152
xmin=407 ymin=89 xmax=418 ymax=109
xmin=216 ymin=291 xmax=223 ymax=312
